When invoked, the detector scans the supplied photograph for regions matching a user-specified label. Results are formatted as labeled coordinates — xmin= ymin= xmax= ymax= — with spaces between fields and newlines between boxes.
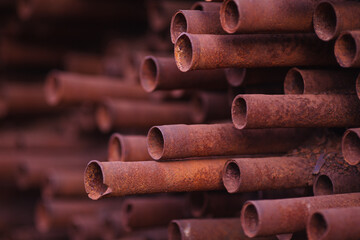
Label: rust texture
xmin=174 ymin=33 xmax=336 ymax=72
xmin=190 ymin=2 xmax=221 ymax=11
xmin=84 ymin=159 xmax=227 ymax=200
xmin=313 ymin=172 xmax=360 ymax=196
xmin=147 ymin=123 xmax=311 ymax=160
xmin=140 ymin=56 xmax=227 ymax=92
xmin=342 ymin=128 xmax=360 ymax=165
xmin=313 ymin=1 xmax=360 ymax=41
xmin=241 ymin=193 xmax=360 ymax=237
xmin=307 ymin=207 xmax=360 ymax=240
xmin=232 ymin=94 xmax=360 ymax=129
xmin=334 ymin=30 xmax=360 ymax=67
xmin=284 ymin=68 xmax=358 ymax=94
xmin=170 ymin=10 xmax=226 ymax=44
xmin=108 ymin=133 xmax=151 ymax=162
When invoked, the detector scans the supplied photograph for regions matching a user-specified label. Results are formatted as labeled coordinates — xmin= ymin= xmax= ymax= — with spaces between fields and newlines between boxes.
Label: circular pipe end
xmin=284 ymin=68 xmax=305 ymax=94
xmin=342 ymin=129 xmax=360 ymax=165
xmin=231 ymin=95 xmax=247 ymax=129
xmin=84 ymin=160 xmax=109 ymax=200
xmin=313 ymin=174 xmax=334 ymax=196
xmin=189 ymin=192 xmax=207 ymax=217
xmin=95 ymin=104 xmax=112 ymax=133
xmin=140 ymin=56 xmax=159 ymax=93
xmin=223 ymin=160 xmax=241 ymax=193
xmin=108 ymin=133 xmax=124 ymax=162
xmin=168 ymin=221 xmax=182 ymax=240
xmin=241 ymin=202 xmax=260 ymax=238
xmin=225 ymin=68 xmax=247 ymax=87
xmin=171 ymin=11 xmax=188 ymax=44
xmin=220 ymin=0 xmax=240 ymax=34
xmin=335 ymin=32 xmax=357 ymax=67
xmin=313 ymin=2 xmax=337 ymax=41
xmin=44 ymin=72 xmax=62 ymax=106
xmin=147 ymin=126 xmax=165 ymax=160
xmin=174 ymin=33 xmax=194 ymax=72
xmin=120 ymin=200 xmax=133 ymax=232
xmin=307 ymin=212 xmax=328 ymax=240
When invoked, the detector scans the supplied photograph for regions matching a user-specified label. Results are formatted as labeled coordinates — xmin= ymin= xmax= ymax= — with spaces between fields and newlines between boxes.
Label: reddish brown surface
xmin=334 ymin=30 xmax=360 ymax=67
xmin=342 ymin=128 xmax=360 ymax=165
xmin=191 ymin=2 xmax=221 ymax=11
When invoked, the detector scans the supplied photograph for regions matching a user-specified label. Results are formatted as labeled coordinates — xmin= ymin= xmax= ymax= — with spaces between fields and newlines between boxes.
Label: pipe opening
xmin=232 ymin=96 xmax=247 ymax=129
xmin=284 ymin=69 xmax=305 ymax=94
xmin=35 ymin=202 xmax=50 ymax=233
xmin=223 ymin=161 xmax=241 ymax=193
xmin=335 ymin=33 xmax=357 ymax=67
xmin=308 ymin=213 xmax=328 ymax=240
xmin=84 ymin=161 xmax=109 ymax=200
xmin=342 ymin=130 xmax=360 ymax=165
xmin=96 ymin=105 xmax=112 ymax=133
xmin=313 ymin=175 xmax=334 ymax=196
xmin=225 ymin=68 xmax=247 ymax=87
xmin=147 ymin=127 xmax=165 ymax=160
xmin=126 ymin=203 xmax=132 ymax=214
xmin=174 ymin=34 xmax=193 ymax=72
xmin=168 ymin=222 xmax=182 ymax=240
xmin=192 ymin=3 xmax=203 ymax=11
xmin=189 ymin=192 xmax=206 ymax=217
xmin=140 ymin=57 xmax=158 ymax=92
xmin=108 ymin=135 xmax=123 ymax=161
xmin=45 ymin=75 xmax=61 ymax=106
xmin=171 ymin=12 xmax=188 ymax=44
xmin=242 ymin=203 xmax=260 ymax=237
xmin=223 ymin=0 xmax=239 ymax=33
xmin=313 ymin=2 xmax=337 ymax=41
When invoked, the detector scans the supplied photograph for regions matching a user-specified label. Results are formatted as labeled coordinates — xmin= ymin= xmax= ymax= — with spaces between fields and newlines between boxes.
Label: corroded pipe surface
xmin=174 ymin=33 xmax=335 ymax=72
xmin=355 ymin=73 xmax=360 ymax=100
xmin=84 ymin=159 xmax=227 ymax=200
xmin=334 ymin=30 xmax=360 ymax=67
xmin=147 ymin=123 xmax=311 ymax=160
xmin=313 ymin=171 xmax=360 ymax=196
xmin=307 ymin=207 xmax=360 ymax=240
xmin=240 ymin=193 xmax=360 ymax=237
xmin=342 ymin=128 xmax=360 ymax=165
xmin=313 ymin=1 xmax=360 ymax=41
xmin=191 ymin=2 xmax=221 ymax=11
xmin=140 ymin=56 xmax=227 ymax=92
xmin=223 ymin=157 xmax=314 ymax=193
xmin=232 ymin=94 xmax=360 ymax=129
xmin=108 ymin=134 xmax=151 ymax=162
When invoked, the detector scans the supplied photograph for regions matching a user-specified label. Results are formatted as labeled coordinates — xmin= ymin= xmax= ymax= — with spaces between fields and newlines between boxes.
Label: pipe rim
xmin=147 ymin=126 xmax=165 ymax=160
xmin=95 ymin=103 xmax=113 ymax=133
xmin=225 ymin=68 xmax=247 ymax=87
xmin=307 ymin=212 xmax=329 ymax=240
xmin=108 ymin=133 xmax=124 ymax=161
xmin=220 ymin=0 xmax=240 ymax=34
xmin=334 ymin=32 xmax=357 ymax=68
xmin=223 ymin=160 xmax=241 ymax=193
xmin=284 ymin=68 xmax=305 ymax=94
xmin=174 ymin=33 xmax=194 ymax=72
xmin=342 ymin=129 xmax=360 ymax=165
xmin=241 ymin=202 xmax=261 ymax=238
xmin=313 ymin=2 xmax=338 ymax=41
xmin=170 ymin=11 xmax=188 ymax=44
xmin=44 ymin=72 xmax=62 ymax=106
xmin=84 ymin=160 xmax=109 ymax=200
xmin=231 ymin=95 xmax=247 ymax=129
xmin=313 ymin=174 xmax=334 ymax=196
xmin=140 ymin=56 xmax=159 ymax=93
xmin=168 ymin=221 xmax=183 ymax=240
xmin=189 ymin=192 xmax=208 ymax=217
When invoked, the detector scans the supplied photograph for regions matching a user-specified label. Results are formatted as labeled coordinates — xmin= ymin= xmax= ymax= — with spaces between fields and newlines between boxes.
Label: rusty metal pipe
xmin=108 ymin=134 xmax=151 ymax=162
xmin=342 ymin=128 xmax=360 ymax=165
xmin=307 ymin=207 xmax=360 ymax=240
xmin=69 ymin=215 xmax=105 ymax=240
xmin=170 ymin=10 xmax=226 ymax=44
xmin=313 ymin=1 xmax=360 ymax=41
xmin=223 ymin=157 xmax=314 ymax=193
xmin=84 ymin=159 xmax=227 ymax=200
xmin=334 ymin=30 xmax=360 ymax=68
xmin=191 ymin=2 xmax=221 ymax=11
xmin=313 ymin=171 xmax=360 ymax=196
xmin=147 ymin=123 xmax=311 ymax=160
xmin=241 ymin=193 xmax=360 ymax=237
xmin=284 ymin=68 xmax=358 ymax=94
xmin=355 ymin=73 xmax=360 ymax=100
xmin=140 ymin=56 xmax=227 ymax=92
xmin=174 ymin=33 xmax=335 ymax=72
xmin=232 ymin=94 xmax=360 ymax=129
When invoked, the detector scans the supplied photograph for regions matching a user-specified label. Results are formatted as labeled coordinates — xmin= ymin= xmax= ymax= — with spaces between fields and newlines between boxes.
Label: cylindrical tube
xmin=313 ymin=172 xmax=360 ymax=196
xmin=307 ymin=207 xmax=360 ymax=240
xmin=313 ymin=1 xmax=360 ymax=41
xmin=334 ymin=30 xmax=360 ymax=67
xmin=174 ymin=33 xmax=335 ymax=72
xmin=108 ymin=134 xmax=151 ymax=162
xmin=147 ymin=123 xmax=311 ymax=160
xmin=240 ymin=193 xmax=360 ymax=237
xmin=140 ymin=56 xmax=227 ymax=92
xmin=69 ymin=215 xmax=105 ymax=240
xmin=191 ymin=2 xmax=221 ymax=11
xmin=356 ymin=72 xmax=360 ymax=100
xmin=223 ymin=157 xmax=314 ymax=193
xmin=284 ymin=68 xmax=358 ymax=94
xmin=84 ymin=159 xmax=227 ymax=200
xmin=232 ymin=94 xmax=360 ymax=129
xmin=342 ymin=128 xmax=360 ymax=165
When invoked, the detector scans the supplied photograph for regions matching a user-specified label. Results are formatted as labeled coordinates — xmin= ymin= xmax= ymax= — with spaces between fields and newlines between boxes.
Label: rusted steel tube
xmin=120 ymin=196 xmax=188 ymax=231
xmin=170 ymin=10 xmax=226 ymax=44
xmin=313 ymin=1 xmax=360 ymax=41
xmin=96 ymin=99 xmax=194 ymax=132
xmin=108 ymin=134 xmax=151 ymax=162
xmin=191 ymin=2 xmax=221 ymax=11
xmin=84 ymin=159 xmax=227 ymax=200
xmin=44 ymin=71 xmax=148 ymax=106
xmin=307 ymin=207 xmax=360 ymax=240
xmin=232 ymin=94 xmax=360 ymax=129
xmin=169 ymin=219 xmax=277 ymax=240
xmin=342 ymin=128 xmax=360 ymax=165
xmin=140 ymin=56 xmax=227 ymax=92
xmin=334 ymin=30 xmax=360 ymax=68
xmin=147 ymin=123 xmax=311 ymax=160
xmin=313 ymin=172 xmax=360 ymax=196
xmin=240 ymin=193 xmax=360 ymax=237
xmin=284 ymin=68 xmax=358 ymax=94
xmin=69 ymin=215 xmax=105 ymax=240
xmin=174 ymin=33 xmax=335 ymax=72
xmin=223 ymin=157 xmax=314 ymax=193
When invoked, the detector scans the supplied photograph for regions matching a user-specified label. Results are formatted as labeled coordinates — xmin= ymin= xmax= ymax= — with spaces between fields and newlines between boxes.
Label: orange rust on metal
xmin=284 ymin=68 xmax=358 ymax=94
xmin=232 ymin=94 xmax=360 ymax=129
xmin=334 ymin=30 xmax=360 ymax=67
xmin=147 ymin=123 xmax=311 ymax=160
xmin=342 ymin=128 xmax=360 ymax=165
xmin=223 ymin=157 xmax=315 ymax=193
xmin=108 ymin=133 xmax=151 ymax=162
xmin=307 ymin=207 xmax=360 ymax=240
xmin=44 ymin=71 xmax=148 ymax=106
xmin=313 ymin=1 xmax=360 ymax=41
xmin=170 ymin=10 xmax=226 ymax=44
xmin=174 ymin=33 xmax=336 ymax=72
xmin=84 ymin=159 xmax=227 ymax=200
xmin=140 ymin=56 xmax=227 ymax=92
xmin=241 ymin=193 xmax=360 ymax=237
xmin=190 ymin=2 xmax=221 ymax=11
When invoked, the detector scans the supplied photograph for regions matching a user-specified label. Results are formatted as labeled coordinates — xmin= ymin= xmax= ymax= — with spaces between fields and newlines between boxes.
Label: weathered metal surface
xmin=84 ymin=159 xmax=227 ymax=200
xmin=69 ymin=215 xmax=105 ymax=240
xmin=355 ymin=72 xmax=360 ymax=100
xmin=334 ymin=30 xmax=360 ymax=67
xmin=232 ymin=94 xmax=360 ymax=129
xmin=342 ymin=128 xmax=360 ymax=165
xmin=240 ymin=193 xmax=360 ymax=237
xmin=147 ymin=123 xmax=311 ymax=160
xmin=307 ymin=207 xmax=360 ymax=240
xmin=190 ymin=2 xmax=221 ymax=11
xmin=313 ymin=1 xmax=360 ymax=41
xmin=174 ymin=33 xmax=336 ymax=72
xmin=140 ymin=56 xmax=227 ymax=92
xmin=313 ymin=172 xmax=360 ymax=196
xmin=284 ymin=68 xmax=358 ymax=94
